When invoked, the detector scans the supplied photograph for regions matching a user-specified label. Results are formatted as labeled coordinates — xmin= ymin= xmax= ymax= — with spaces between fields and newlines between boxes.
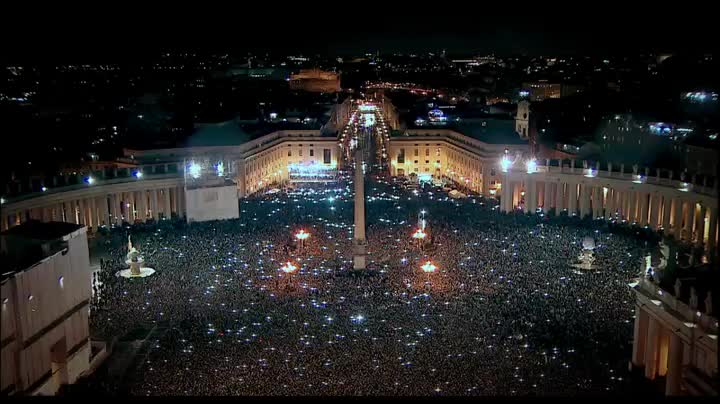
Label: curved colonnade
xmin=499 ymin=164 xmax=718 ymax=261
xmin=1 ymin=130 xmax=341 ymax=233
xmin=3 ymin=130 xmax=718 ymax=262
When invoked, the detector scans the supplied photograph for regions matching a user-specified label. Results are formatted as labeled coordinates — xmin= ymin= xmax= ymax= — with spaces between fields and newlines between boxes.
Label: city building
xmin=521 ymin=81 xmax=584 ymax=102
xmin=387 ymin=125 xmax=528 ymax=195
xmin=289 ymin=69 xmax=341 ymax=93
xmin=522 ymin=81 xmax=561 ymax=101
xmin=1 ymin=221 xmax=92 ymax=395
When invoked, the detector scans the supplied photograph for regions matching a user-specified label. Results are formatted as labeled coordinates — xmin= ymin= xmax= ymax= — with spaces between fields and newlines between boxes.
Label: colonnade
xmin=631 ymin=279 xmax=718 ymax=396
xmin=2 ymin=185 xmax=186 ymax=232
xmin=500 ymin=172 xmax=719 ymax=261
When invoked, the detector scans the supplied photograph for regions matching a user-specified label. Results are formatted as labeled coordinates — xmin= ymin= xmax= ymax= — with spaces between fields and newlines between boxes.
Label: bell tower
xmin=515 ymin=100 xmax=530 ymax=139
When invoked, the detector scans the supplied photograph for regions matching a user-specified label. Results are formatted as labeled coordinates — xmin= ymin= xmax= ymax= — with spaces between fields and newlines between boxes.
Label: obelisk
xmin=353 ymin=149 xmax=367 ymax=270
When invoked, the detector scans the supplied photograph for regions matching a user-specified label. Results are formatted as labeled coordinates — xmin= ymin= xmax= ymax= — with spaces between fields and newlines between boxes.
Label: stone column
xmin=543 ymin=181 xmax=552 ymax=214
xmin=665 ymin=333 xmax=684 ymax=396
xmin=606 ymin=189 xmax=615 ymax=220
xmin=672 ymin=198 xmax=683 ymax=238
xmin=592 ymin=186 xmax=602 ymax=218
xmin=171 ymin=187 xmax=178 ymax=214
xmin=555 ymin=181 xmax=564 ymax=214
xmin=707 ymin=207 xmax=718 ymax=260
xmin=114 ymin=193 xmax=123 ymax=225
xmin=1 ymin=215 xmax=7 ymax=231
xmin=639 ymin=192 xmax=649 ymax=226
xmin=513 ymin=182 xmax=522 ymax=212
xmin=163 ymin=188 xmax=172 ymax=219
xmin=527 ymin=178 xmax=537 ymax=213
xmin=98 ymin=196 xmax=108 ymax=226
xmin=178 ymin=186 xmax=186 ymax=218
xmin=353 ymin=150 xmax=367 ymax=270
xmin=684 ymin=200 xmax=695 ymax=241
xmin=628 ymin=191 xmax=637 ymax=223
xmin=77 ymin=199 xmax=86 ymax=225
xmin=502 ymin=176 xmax=512 ymax=213
xmin=632 ymin=305 xmax=649 ymax=367
xmin=644 ymin=317 xmax=660 ymax=380
xmin=89 ymin=197 xmax=97 ymax=228
xmin=151 ymin=189 xmax=160 ymax=221
xmin=661 ymin=195 xmax=672 ymax=231
xmin=649 ymin=195 xmax=659 ymax=229
xmin=141 ymin=190 xmax=149 ymax=221
xmin=568 ymin=182 xmax=578 ymax=216
xmin=695 ymin=205 xmax=706 ymax=245
xmin=63 ymin=201 xmax=74 ymax=223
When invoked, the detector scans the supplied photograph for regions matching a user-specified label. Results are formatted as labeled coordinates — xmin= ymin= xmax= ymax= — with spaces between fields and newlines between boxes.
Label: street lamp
xmin=295 ymin=229 xmax=310 ymax=249
xmin=421 ymin=261 xmax=437 ymax=273
xmin=280 ymin=261 xmax=297 ymax=274
xmin=421 ymin=260 xmax=437 ymax=286
xmin=413 ymin=228 xmax=427 ymax=250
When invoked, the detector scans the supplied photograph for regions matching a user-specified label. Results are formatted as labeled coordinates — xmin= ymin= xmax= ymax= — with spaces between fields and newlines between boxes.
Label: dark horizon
xmin=3 ymin=11 xmax=716 ymax=63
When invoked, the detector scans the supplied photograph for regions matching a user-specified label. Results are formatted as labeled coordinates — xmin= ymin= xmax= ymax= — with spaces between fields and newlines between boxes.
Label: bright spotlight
xmin=134 ymin=171 xmax=143 ymax=178
xmin=280 ymin=261 xmax=297 ymax=274
xmin=421 ymin=261 xmax=437 ymax=273
xmin=501 ymin=156 xmax=512 ymax=172
xmin=526 ymin=158 xmax=537 ymax=174
xmin=85 ymin=176 xmax=95 ymax=185
xmin=188 ymin=162 xmax=201 ymax=179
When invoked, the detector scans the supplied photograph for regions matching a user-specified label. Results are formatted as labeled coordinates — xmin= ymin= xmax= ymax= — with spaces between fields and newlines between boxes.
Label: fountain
xmin=571 ymin=236 xmax=599 ymax=270
xmin=117 ymin=235 xmax=156 ymax=278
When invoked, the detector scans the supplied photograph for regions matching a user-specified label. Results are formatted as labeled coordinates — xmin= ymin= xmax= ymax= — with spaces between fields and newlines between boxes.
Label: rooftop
xmin=2 ymin=220 xmax=82 ymax=241
xmin=452 ymin=119 xmax=528 ymax=145
xmin=1 ymin=221 xmax=83 ymax=281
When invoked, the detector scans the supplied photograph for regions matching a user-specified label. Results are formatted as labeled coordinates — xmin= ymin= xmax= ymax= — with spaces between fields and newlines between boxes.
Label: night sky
xmin=3 ymin=8 xmax=716 ymax=62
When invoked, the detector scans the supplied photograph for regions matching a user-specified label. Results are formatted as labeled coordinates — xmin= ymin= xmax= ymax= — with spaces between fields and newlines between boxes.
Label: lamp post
xmin=421 ymin=260 xmax=437 ymax=286
xmin=280 ymin=261 xmax=297 ymax=288
xmin=295 ymin=229 xmax=310 ymax=250
xmin=412 ymin=228 xmax=427 ymax=250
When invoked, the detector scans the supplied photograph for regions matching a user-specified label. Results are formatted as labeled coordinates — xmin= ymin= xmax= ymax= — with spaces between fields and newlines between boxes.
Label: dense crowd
xmin=86 ymin=176 xmax=660 ymax=396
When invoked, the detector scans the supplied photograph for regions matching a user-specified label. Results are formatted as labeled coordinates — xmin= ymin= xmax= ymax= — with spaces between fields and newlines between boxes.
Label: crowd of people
xmin=83 ymin=174 xmax=659 ymax=396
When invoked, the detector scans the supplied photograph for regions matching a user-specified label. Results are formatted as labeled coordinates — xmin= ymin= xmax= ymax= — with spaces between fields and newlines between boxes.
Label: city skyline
xmin=3 ymin=11 xmax=717 ymax=63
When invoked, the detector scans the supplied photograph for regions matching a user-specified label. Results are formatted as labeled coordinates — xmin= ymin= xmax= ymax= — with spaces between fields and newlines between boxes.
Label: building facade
xmin=2 ymin=132 xmax=718 ymax=264
xmin=1 ymin=222 xmax=92 ymax=395
xmin=630 ymin=277 xmax=717 ymax=395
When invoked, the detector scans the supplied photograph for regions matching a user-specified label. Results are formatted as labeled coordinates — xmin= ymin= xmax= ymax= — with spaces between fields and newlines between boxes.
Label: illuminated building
xmin=630 ymin=276 xmax=717 ymax=395
xmin=289 ymin=69 xmax=341 ymax=93
xmin=1 ymin=222 xmax=93 ymax=395
xmin=1 ymin=117 xmax=718 ymax=266
xmin=522 ymin=81 xmax=561 ymax=101
xmin=521 ymin=82 xmax=584 ymax=102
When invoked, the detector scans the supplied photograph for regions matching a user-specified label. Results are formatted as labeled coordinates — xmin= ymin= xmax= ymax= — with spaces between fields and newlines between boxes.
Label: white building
xmin=1 ymin=221 xmax=92 ymax=395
